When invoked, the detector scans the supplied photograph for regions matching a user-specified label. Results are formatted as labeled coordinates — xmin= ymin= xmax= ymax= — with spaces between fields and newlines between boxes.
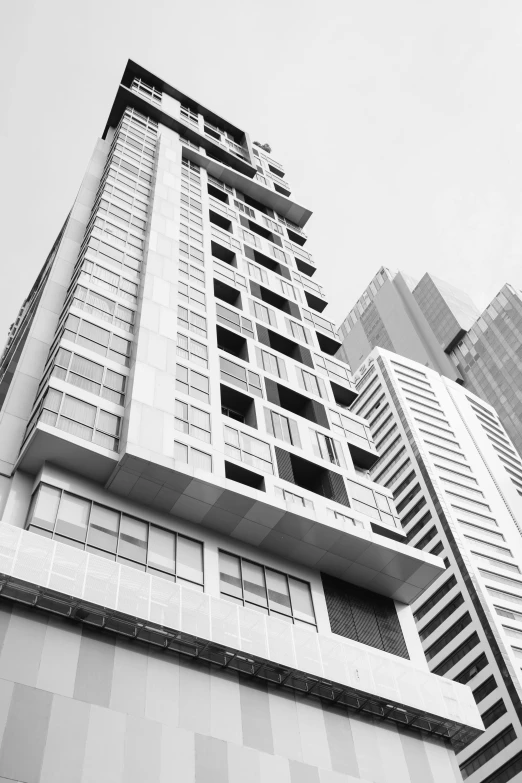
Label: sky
xmin=2 ymin=0 xmax=522 ymax=343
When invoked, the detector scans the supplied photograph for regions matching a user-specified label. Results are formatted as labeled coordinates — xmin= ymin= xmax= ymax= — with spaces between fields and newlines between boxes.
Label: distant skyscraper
xmin=337 ymin=267 xmax=464 ymax=382
xmin=0 ymin=61 xmax=480 ymax=782
xmin=353 ymin=348 xmax=522 ymax=783
xmin=450 ymin=284 xmax=522 ymax=460
xmin=412 ymin=273 xmax=480 ymax=353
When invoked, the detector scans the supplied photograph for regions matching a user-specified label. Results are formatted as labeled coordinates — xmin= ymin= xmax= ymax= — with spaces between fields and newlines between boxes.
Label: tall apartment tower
xmin=449 ymin=284 xmax=522 ymax=459
xmin=337 ymin=267 xmax=471 ymax=382
xmin=0 ymin=60 xmax=482 ymax=782
xmin=352 ymin=347 xmax=522 ymax=782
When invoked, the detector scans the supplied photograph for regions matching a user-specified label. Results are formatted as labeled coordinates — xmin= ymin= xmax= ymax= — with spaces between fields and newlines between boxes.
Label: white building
xmin=0 ymin=61 xmax=481 ymax=782
xmin=352 ymin=347 xmax=522 ymax=782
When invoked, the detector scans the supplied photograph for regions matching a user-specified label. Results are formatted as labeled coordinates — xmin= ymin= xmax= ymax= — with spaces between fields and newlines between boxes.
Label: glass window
xmin=55 ymin=493 xmax=90 ymax=542
xmin=219 ymin=551 xmax=243 ymax=599
xmin=148 ymin=526 xmax=176 ymax=574
xmin=31 ymin=485 xmax=61 ymax=531
xmin=266 ymin=569 xmax=291 ymax=615
xmin=177 ymin=535 xmax=203 ymax=584
xmin=26 ymin=484 xmax=204 ymax=589
xmin=118 ymin=515 xmax=148 ymax=563
xmin=88 ymin=504 xmax=119 ymax=552
xmin=218 ymin=551 xmax=316 ymax=627
xmin=243 ymin=560 xmax=268 ymax=608
xmin=289 ymin=577 xmax=316 ymax=624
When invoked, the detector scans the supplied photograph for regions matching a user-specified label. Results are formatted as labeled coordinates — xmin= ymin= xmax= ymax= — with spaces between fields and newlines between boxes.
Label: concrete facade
xmin=0 ymin=60 xmax=481 ymax=782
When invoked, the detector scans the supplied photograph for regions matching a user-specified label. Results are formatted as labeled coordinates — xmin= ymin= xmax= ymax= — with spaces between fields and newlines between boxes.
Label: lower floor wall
xmin=0 ymin=602 xmax=462 ymax=783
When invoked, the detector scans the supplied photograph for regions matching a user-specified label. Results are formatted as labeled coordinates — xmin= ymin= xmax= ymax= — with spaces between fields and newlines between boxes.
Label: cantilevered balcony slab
xmin=104 ymin=449 xmax=444 ymax=604
xmin=17 ymin=423 xmax=118 ymax=483
xmin=0 ymin=523 xmax=483 ymax=748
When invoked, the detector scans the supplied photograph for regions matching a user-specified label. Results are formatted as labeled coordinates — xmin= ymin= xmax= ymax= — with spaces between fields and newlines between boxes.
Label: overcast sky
xmin=2 ymin=0 xmax=522 ymax=343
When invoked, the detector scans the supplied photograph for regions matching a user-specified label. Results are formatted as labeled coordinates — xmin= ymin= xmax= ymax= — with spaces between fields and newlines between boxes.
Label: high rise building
xmin=337 ymin=267 xmax=467 ymax=382
xmin=411 ymin=273 xmax=480 ymax=354
xmin=339 ymin=269 xmax=522 ymax=463
xmin=353 ymin=347 xmax=522 ymax=782
xmin=449 ymin=284 xmax=522 ymax=459
xmin=0 ymin=60 xmax=481 ymax=782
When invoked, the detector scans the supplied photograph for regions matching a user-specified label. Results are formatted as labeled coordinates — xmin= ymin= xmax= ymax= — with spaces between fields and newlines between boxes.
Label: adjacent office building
xmin=352 ymin=348 xmax=522 ymax=782
xmin=449 ymin=284 xmax=522 ymax=460
xmin=339 ymin=268 xmax=522 ymax=464
xmin=337 ymin=267 xmax=479 ymax=382
xmin=0 ymin=61 xmax=481 ymax=782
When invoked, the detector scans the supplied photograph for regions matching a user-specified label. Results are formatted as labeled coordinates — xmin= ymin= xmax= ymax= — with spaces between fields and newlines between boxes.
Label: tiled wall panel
xmin=0 ymin=603 xmax=465 ymax=783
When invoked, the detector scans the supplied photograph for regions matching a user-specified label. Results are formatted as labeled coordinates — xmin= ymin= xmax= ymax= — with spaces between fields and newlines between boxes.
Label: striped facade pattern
xmin=0 ymin=603 xmax=462 ymax=783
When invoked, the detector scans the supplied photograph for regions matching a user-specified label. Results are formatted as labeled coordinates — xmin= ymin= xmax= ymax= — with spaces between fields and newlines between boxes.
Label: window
xmin=176 ymin=333 xmax=208 ymax=368
xmin=315 ymin=354 xmax=351 ymax=383
xmin=224 ymin=425 xmax=273 ymax=473
xmin=79 ymin=261 xmax=138 ymax=305
xmin=256 ymin=347 xmax=287 ymax=380
xmin=51 ymin=348 xmax=126 ymax=405
xmin=347 ymin=480 xmax=396 ymax=527
xmin=26 ymin=483 xmax=203 ymax=587
xmin=242 ymin=229 xmax=260 ymax=248
xmin=287 ymin=319 xmax=309 ymax=344
xmin=174 ymin=440 xmax=212 ymax=473
xmin=179 ymin=259 xmax=205 ymax=287
xmin=418 ymin=594 xmax=465 ymax=641
xmin=413 ymin=575 xmax=458 ymax=622
xmin=424 ymin=612 xmax=472 ymax=661
xmin=274 ymin=486 xmax=314 ymax=510
xmin=219 ymin=357 xmax=262 ymax=397
xmin=175 ymin=365 xmax=210 ymax=404
xmin=248 ymin=262 xmax=268 ymax=285
xmin=298 ymin=369 xmax=325 ymax=398
xmin=327 ymin=507 xmax=364 ymax=529
xmin=72 ymin=286 xmax=134 ymax=333
xmin=37 ymin=389 xmax=120 ymax=451
xmin=180 ymin=104 xmax=198 ymax=126
xmin=252 ymin=300 xmax=276 ymax=326
xmin=265 ymin=409 xmax=300 ymax=447
xmin=179 ymin=281 xmax=206 ymax=310
xmin=234 ymin=200 xmax=255 ymax=218
xmin=216 ymin=303 xmax=254 ymax=339
xmin=432 ymin=632 xmax=480 ymax=677
xmin=311 ymin=430 xmax=345 ymax=468
xmin=179 ymin=242 xmax=204 ymax=265
xmin=482 ymin=699 xmax=507 ymax=729
xmin=177 ymin=306 xmax=207 ymax=337
xmin=472 ymin=550 xmax=519 ymax=573
xmin=459 ymin=726 xmax=516 ymax=779
xmin=175 ymin=401 xmax=211 ymax=443
xmin=473 ymin=675 xmax=497 ymax=704
xmin=218 ymin=550 xmax=316 ymax=627
xmin=330 ymin=410 xmax=371 ymax=449
xmin=270 ymin=245 xmax=287 ymax=263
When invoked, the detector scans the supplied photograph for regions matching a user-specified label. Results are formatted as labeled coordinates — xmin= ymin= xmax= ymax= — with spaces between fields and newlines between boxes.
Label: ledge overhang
xmin=0 ymin=523 xmax=483 ymax=749
xmin=105 ymin=449 xmax=444 ymax=604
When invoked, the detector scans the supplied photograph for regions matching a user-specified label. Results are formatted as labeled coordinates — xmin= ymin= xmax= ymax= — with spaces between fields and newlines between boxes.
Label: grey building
xmin=412 ymin=273 xmax=480 ymax=354
xmin=353 ymin=348 xmax=522 ymax=783
xmin=337 ymin=267 xmax=464 ymax=383
xmin=0 ymin=61 xmax=480 ymax=783
xmin=450 ymin=284 xmax=522 ymax=460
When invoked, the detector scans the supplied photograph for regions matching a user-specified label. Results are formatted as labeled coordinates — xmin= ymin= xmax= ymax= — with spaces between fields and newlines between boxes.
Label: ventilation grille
xmin=322 ymin=573 xmax=409 ymax=659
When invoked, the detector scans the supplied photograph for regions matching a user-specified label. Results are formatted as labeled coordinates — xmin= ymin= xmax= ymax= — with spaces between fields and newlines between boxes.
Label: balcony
xmin=0 ymin=522 xmax=482 ymax=747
